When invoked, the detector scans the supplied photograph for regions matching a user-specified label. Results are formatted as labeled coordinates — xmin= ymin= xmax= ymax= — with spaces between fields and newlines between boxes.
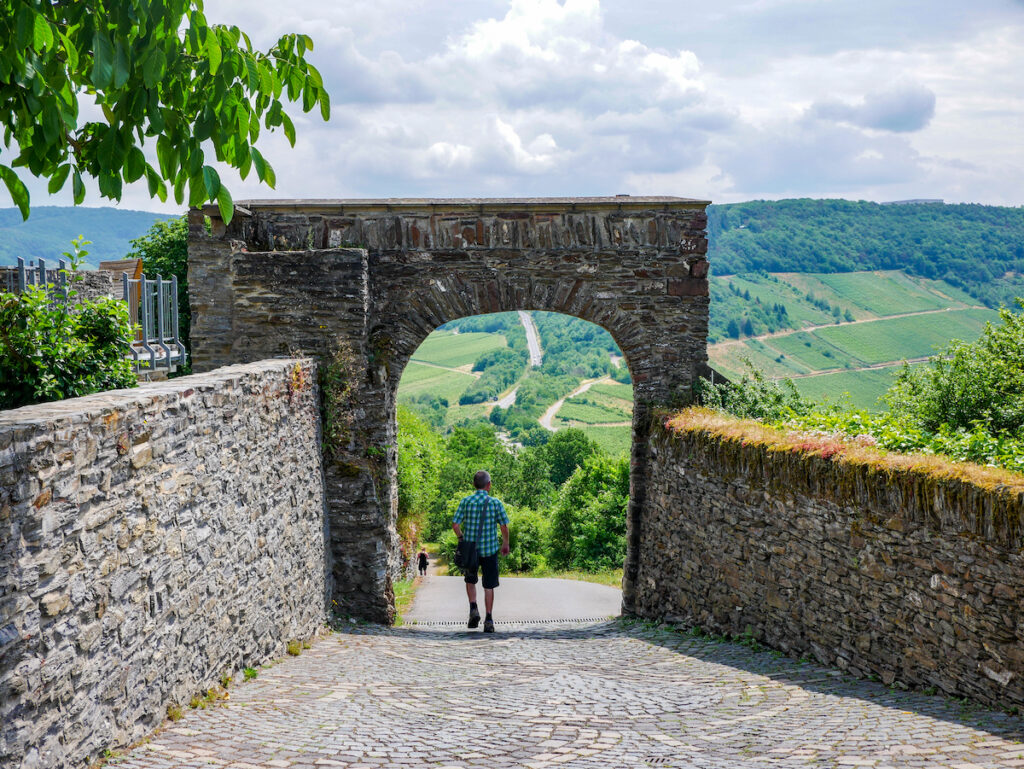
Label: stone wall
xmin=189 ymin=197 xmax=712 ymax=620
xmin=636 ymin=411 xmax=1024 ymax=708
xmin=1 ymin=266 xmax=117 ymax=302
xmin=0 ymin=360 xmax=328 ymax=769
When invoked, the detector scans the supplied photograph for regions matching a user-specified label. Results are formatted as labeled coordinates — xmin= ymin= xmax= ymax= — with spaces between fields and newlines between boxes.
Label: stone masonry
xmin=188 ymin=197 xmax=712 ymax=622
xmin=0 ymin=360 xmax=328 ymax=769
xmin=636 ymin=416 xmax=1024 ymax=709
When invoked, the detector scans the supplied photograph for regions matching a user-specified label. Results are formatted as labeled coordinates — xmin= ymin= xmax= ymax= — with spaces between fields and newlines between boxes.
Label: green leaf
xmin=250 ymin=146 xmax=267 ymax=182
xmin=33 ymin=13 xmax=54 ymax=52
xmin=142 ymin=47 xmax=165 ymax=89
xmin=124 ymin=147 xmax=146 ymax=183
xmin=145 ymin=165 xmax=168 ymax=202
xmin=216 ymin=183 xmax=233 ymax=225
xmin=48 ymin=164 xmax=72 ymax=194
xmin=207 ymin=36 xmax=222 ymax=75
xmin=113 ymin=41 xmax=130 ymax=88
xmin=202 ymin=165 xmax=221 ymax=200
xmin=72 ymin=169 xmax=86 ymax=204
xmin=281 ymin=112 xmax=295 ymax=146
xmin=59 ymin=31 xmax=79 ymax=71
xmin=319 ymin=88 xmax=330 ymax=122
xmin=91 ymin=28 xmax=114 ymax=88
xmin=0 ymin=164 xmax=30 ymax=219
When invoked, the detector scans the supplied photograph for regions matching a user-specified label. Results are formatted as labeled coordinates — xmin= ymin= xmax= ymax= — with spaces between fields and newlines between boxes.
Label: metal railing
xmin=7 ymin=256 xmax=73 ymax=299
xmin=121 ymin=272 xmax=187 ymax=374
xmin=9 ymin=256 xmax=187 ymax=375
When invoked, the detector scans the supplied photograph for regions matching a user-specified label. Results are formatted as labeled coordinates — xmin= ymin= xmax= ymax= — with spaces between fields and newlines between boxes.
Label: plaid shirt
xmin=453 ymin=490 xmax=509 ymax=557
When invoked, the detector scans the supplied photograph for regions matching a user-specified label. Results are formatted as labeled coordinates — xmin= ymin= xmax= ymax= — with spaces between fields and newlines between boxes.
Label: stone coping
xmin=0 ymin=358 xmax=308 ymax=429
xmin=201 ymin=195 xmax=711 ymax=219
xmin=662 ymin=408 xmax=1024 ymax=550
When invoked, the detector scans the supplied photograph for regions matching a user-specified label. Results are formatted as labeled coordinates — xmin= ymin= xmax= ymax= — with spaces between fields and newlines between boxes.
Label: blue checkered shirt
xmin=453 ymin=490 xmax=509 ymax=557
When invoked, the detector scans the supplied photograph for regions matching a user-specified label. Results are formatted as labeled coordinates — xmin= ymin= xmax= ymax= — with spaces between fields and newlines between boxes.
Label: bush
xmin=697 ymin=362 xmax=813 ymax=422
xmin=547 ymin=455 xmax=629 ymax=571
xmin=0 ymin=242 xmax=137 ymax=409
xmin=884 ymin=300 xmax=1024 ymax=437
xmin=505 ymin=506 xmax=547 ymax=572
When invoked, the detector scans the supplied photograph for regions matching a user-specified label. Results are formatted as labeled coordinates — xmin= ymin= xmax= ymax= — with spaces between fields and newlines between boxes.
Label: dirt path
xmin=539 ymin=376 xmax=614 ymax=431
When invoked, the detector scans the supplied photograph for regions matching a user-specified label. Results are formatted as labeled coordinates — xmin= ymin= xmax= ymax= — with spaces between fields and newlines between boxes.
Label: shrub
xmin=547 ymin=455 xmax=629 ymax=571
xmin=0 ymin=240 xmax=137 ymax=410
xmin=505 ymin=506 xmax=547 ymax=572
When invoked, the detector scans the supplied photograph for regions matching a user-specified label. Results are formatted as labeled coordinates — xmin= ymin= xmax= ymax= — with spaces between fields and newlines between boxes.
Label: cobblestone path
xmin=111 ymin=620 xmax=1024 ymax=768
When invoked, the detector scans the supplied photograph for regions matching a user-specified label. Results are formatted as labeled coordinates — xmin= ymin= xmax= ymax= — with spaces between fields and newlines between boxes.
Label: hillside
xmin=707 ymin=199 xmax=1024 ymax=308
xmin=707 ymin=269 xmax=999 ymax=408
xmin=0 ymin=207 xmax=175 ymax=268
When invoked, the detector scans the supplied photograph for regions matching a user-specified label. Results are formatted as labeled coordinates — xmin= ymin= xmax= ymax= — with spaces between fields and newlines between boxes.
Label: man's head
xmin=473 ymin=470 xmax=491 ymax=490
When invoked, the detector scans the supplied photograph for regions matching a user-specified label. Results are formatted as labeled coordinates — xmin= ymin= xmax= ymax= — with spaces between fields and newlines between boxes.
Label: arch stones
xmin=188 ymin=197 xmax=711 ymax=622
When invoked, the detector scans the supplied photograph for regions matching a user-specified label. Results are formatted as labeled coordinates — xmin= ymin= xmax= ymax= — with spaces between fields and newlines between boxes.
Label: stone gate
xmin=188 ymin=197 xmax=711 ymax=622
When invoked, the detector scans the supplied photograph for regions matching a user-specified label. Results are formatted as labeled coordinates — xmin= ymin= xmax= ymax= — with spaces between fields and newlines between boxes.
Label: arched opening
xmin=391 ymin=310 xmax=634 ymax=625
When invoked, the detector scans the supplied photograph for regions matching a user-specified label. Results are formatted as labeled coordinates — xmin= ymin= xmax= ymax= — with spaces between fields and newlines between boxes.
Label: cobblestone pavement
xmin=110 ymin=620 xmax=1024 ymax=769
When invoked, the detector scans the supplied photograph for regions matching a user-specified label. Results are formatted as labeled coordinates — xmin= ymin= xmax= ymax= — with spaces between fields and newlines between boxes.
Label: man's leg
xmin=465 ymin=571 xmax=481 ymax=628
xmin=484 ymin=588 xmax=494 ymax=614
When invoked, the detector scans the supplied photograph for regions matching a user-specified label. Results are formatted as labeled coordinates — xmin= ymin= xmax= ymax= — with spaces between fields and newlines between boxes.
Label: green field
xmin=814 ymin=270 xmax=948 ymax=316
xmin=410 ymin=331 xmax=507 ymax=369
xmin=398 ymin=362 xmax=478 ymax=403
xmin=766 ymin=332 xmax=856 ymax=371
xmin=557 ymin=400 xmax=631 ymax=425
xmin=813 ymin=309 xmax=998 ymax=365
xmin=444 ymin=402 xmax=492 ymax=427
xmin=582 ymin=425 xmax=632 ymax=456
xmin=588 ymin=383 xmax=635 ymax=402
xmin=711 ymin=340 xmax=811 ymax=380
xmin=792 ymin=364 xmax=924 ymax=410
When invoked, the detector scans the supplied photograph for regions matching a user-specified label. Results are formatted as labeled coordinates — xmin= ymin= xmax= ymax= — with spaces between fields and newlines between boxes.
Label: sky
xmin=8 ymin=0 xmax=1024 ymax=211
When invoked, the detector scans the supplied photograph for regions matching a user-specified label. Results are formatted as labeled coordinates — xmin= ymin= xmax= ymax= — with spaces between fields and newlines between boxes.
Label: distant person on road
xmin=453 ymin=470 xmax=510 ymax=633
xmin=417 ymin=548 xmax=429 ymax=576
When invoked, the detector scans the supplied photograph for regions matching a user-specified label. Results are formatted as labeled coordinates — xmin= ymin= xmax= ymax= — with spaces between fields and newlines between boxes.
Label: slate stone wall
xmin=637 ymin=417 xmax=1024 ymax=709
xmin=1 ymin=267 xmax=117 ymax=302
xmin=0 ymin=359 xmax=328 ymax=769
xmin=188 ymin=198 xmax=712 ymax=620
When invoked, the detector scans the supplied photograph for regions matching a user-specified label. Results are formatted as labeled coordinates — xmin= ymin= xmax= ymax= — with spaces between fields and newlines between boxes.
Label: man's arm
xmin=453 ymin=522 xmax=463 ymax=539
xmin=499 ymin=524 xmax=510 ymax=556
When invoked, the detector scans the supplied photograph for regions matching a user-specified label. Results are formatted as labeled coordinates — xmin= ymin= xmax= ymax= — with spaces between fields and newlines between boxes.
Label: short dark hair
xmin=473 ymin=470 xmax=491 ymax=489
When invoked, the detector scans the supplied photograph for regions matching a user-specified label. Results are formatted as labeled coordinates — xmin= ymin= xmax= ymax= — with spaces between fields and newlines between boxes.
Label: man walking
xmin=453 ymin=470 xmax=510 ymax=633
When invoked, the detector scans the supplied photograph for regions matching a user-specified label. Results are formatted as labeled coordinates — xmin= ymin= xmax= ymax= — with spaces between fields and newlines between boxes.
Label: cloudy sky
xmin=10 ymin=0 xmax=1024 ymax=211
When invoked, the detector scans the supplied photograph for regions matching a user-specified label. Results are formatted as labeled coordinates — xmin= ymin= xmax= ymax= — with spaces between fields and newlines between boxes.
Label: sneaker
xmin=468 ymin=607 xmax=481 ymax=629
xmin=483 ymin=617 xmax=495 ymax=633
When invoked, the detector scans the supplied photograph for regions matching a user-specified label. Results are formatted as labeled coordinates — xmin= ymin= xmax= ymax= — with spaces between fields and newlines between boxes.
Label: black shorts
xmin=463 ymin=553 xmax=500 ymax=589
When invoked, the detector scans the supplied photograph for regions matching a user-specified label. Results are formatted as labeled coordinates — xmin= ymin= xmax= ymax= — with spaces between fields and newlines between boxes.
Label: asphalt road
xmin=404 ymin=574 xmax=622 ymax=624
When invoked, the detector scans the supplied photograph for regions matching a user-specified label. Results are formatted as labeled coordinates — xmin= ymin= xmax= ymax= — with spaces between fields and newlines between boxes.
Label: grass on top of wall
xmin=664 ymin=407 xmax=1024 ymax=495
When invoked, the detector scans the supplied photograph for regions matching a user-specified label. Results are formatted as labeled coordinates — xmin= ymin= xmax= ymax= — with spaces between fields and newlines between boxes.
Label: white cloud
xmin=3 ymin=0 xmax=1023 ymax=213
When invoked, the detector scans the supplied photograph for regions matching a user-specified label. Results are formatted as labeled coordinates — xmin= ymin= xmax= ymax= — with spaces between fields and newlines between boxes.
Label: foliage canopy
xmin=0 ymin=0 xmax=330 ymax=221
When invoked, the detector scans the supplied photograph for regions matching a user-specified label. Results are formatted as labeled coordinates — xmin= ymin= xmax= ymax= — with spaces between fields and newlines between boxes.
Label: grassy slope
xmin=398 ymin=362 xmax=478 ymax=403
xmin=410 ymin=331 xmax=507 ymax=369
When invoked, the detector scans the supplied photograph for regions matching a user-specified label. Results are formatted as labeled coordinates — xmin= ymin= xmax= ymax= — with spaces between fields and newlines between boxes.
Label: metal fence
xmin=9 ymin=256 xmax=187 ymax=375
xmin=120 ymin=271 xmax=187 ymax=374
xmin=6 ymin=256 xmax=73 ymax=298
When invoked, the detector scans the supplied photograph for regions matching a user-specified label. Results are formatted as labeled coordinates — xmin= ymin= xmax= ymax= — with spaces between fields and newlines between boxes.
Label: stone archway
xmin=188 ymin=197 xmax=711 ymax=622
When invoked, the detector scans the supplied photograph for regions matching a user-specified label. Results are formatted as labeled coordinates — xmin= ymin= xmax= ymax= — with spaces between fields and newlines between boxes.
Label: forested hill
xmin=707 ymin=199 xmax=1024 ymax=307
xmin=0 ymin=207 xmax=174 ymax=268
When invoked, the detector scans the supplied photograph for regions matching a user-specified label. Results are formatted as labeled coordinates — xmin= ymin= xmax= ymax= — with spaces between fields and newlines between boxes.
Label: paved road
xmin=403 ymin=575 xmax=622 ymax=624
xmin=519 ymin=310 xmax=543 ymax=367
xmin=114 ymin=618 xmax=1024 ymax=768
